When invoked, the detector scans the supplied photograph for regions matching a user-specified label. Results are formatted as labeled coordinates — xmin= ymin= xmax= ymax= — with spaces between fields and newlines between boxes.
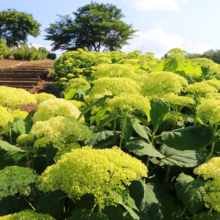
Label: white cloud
xmin=122 ymin=0 xmax=188 ymax=11
xmin=122 ymin=29 xmax=185 ymax=58
xmin=194 ymin=42 xmax=213 ymax=54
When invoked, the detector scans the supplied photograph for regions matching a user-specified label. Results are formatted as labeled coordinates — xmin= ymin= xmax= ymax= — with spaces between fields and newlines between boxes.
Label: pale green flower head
xmin=136 ymin=71 xmax=188 ymax=97
xmin=12 ymin=109 xmax=28 ymax=120
xmin=205 ymin=93 xmax=220 ymax=100
xmin=96 ymin=57 xmax=112 ymax=64
xmin=145 ymin=52 xmax=155 ymax=59
xmin=59 ymin=77 xmax=68 ymax=82
xmin=33 ymin=98 xmax=84 ymax=123
xmin=86 ymin=77 xmax=141 ymax=103
xmin=122 ymin=59 xmax=139 ymax=66
xmin=16 ymin=134 xmax=30 ymax=144
xmin=33 ymin=93 xmax=56 ymax=103
xmin=66 ymin=73 xmax=75 ymax=79
xmin=92 ymin=64 xmax=136 ymax=78
xmin=107 ymin=93 xmax=151 ymax=115
xmin=29 ymin=116 xmax=91 ymax=149
xmin=163 ymin=94 xmax=195 ymax=111
xmin=204 ymin=80 xmax=220 ymax=91
xmin=68 ymin=100 xmax=86 ymax=108
xmin=67 ymin=78 xmax=90 ymax=90
xmin=191 ymin=58 xmax=214 ymax=68
xmin=0 ymin=210 xmax=55 ymax=220
xmin=194 ymin=157 xmax=220 ymax=211
xmin=0 ymin=106 xmax=14 ymax=130
xmin=38 ymin=147 xmax=147 ymax=208
xmin=0 ymin=166 xmax=38 ymax=200
xmin=0 ymin=86 xmax=36 ymax=107
xmin=186 ymin=82 xmax=217 ymax=96
xmin=197 ymin=100 xmax=220 ymax=125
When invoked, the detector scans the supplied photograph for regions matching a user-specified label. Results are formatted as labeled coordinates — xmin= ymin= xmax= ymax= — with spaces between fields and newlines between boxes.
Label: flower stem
xmin=164 ymin=165 xmax=170 ymax=183
xmin=25 ymin=143 xmax=30 ymax=168
xmin=97 ymin=204 xmax=102 ymax=213
xmin=9 ymin=126 xmax=12 ymax=144
xmin=119 ymin=115 xmax=127 ymax=149
xmin=113 ymin=118 xmax=117 ymax=141
xmin=21 ymin=195 xmax=35 ymax=210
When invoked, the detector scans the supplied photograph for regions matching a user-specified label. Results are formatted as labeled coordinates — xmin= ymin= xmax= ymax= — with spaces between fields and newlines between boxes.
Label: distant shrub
xmin=47 ymin=53 xmax=56 ymax=60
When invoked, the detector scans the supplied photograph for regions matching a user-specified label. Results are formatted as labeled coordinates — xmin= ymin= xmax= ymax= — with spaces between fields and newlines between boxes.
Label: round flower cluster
xmin=137 ymin=71 xmax=188 ymax=97
xmin=194 ymin=157 xmax=220 ymax=211
xmin=197 ymin=100 xmax=220 ymax=125
xmin=86 ymin=77 xmax=140 ymax=103
xmin=32 ymin=98 xmax=84 ymax=123
xmin=68 ymin=100 xmax=86 ymax=109
xmin=38 ymin=147 xmax=148 ymax=208
xmin=29 ymin=116 xmax=91 ymax=149
xmin=12 ymin=109 xmax=28 ymax=120
xmin=0 ymin=166 xmax=38 ymax=200
xmin=92 ymin=64 xmax=135 ymax=78
xmin=0 ymin=106 xmax=14 ymax=130
xmin=67 ymin=78 xmax=90 ymax=90
xmin=16 ymin=134 xmax=30 ymax=144
xmin=163 ymin=94 xmax=195 ymax=111
xmin=33 ymin=92 xmax=56 ymax=103
xmin=204 ymin=80 xmax=220 ymax=91
xmin=107 ymin=93 xmax=151 ymax=115
xmin=96 ymin=57 xmax=112 ymax=64
xmin=186 ymin=82 xmax=217 ymax=96
xmin=0 ymin=86 xmax=36 ymax=107
xmin=0 ymin=210 xmax=55 ymax=220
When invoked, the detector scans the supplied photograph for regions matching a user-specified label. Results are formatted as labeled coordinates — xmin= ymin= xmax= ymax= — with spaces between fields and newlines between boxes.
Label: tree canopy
xmin=44 ymin=2 xmax=137 ymax=52
xmin=0 ymin=9 xmax=41 ymax=47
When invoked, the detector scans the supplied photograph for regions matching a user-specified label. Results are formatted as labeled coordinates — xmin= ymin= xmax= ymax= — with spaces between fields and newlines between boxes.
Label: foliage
xmin=0 ymin=9 xmax=41 ymax=47
xmin=45 ymin=2 xmax=136 ymax=52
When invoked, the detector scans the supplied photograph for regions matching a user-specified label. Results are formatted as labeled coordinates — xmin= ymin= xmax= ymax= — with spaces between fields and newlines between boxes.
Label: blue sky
xmin=1 ymin=0 xmax=219 ymax=58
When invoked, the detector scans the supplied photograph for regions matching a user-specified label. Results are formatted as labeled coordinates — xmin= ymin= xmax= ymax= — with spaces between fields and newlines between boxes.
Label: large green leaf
xmin=11 ymin=118 xmax=32 ymax=135
xmin=129 ymin=118 xmax=149 ymax=142
xmin=64 ymin=88 xmax=76 ymax=100
xmin=175 ymin=173 xmax=206 ymax=215
xmin=68 ymin=209 xmax=109 ymax=220
xmin=119 ymin=117 xmax=133 ymax=142
xmin=119 ymin=188 xmax=139 ymax=219
xmin=160 ymin=145 xmax=208 ymax=167
xmin=160 ymin=125 xmax=213 ymax=150
xmin=94 ymin=113 xmax=118 ymax=131
xmin=150 ymin=99 xmax=170 ymax=133
xmin=125 ymin=137 xmax=164 ymax=158
xmin=34 ymin=191 xmax=65 ymax=218
xmin=193 ymin=213 xmax=220 ymax=220
xmin=128 ymin=180 xmax=164 ymax=220
xmin=74 ymin=194 xmax=95 ymax=211
xmin=102 ymin=206 xmax=124 ymax=220
xmin=124 ymin=211 xmax=152 ymax=220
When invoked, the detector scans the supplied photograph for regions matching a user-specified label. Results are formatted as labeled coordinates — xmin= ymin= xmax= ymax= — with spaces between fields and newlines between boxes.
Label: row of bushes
xmin=0 ymin=38 xmax=56 ymax=60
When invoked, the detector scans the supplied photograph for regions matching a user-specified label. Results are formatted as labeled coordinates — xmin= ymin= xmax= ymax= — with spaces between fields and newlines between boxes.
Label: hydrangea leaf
xmin=67 ymin=209 xmax=109 ymax=220
xmin=160 ymin=125 xmax=213 ymax=150
xmin=193 ymin=213 xmax=220 ymax=220
xmin=125 ymin=137 xmax=164 ymax=158
xmin=160 ymin=145 xmax=208 ymax=167
xmin=102 ymin=206 xmax=124 ymax=220
xmin=175 ymin=173 xmax=206 ymax=216
xmin=150 ymin=99 xmax=170 ymax=133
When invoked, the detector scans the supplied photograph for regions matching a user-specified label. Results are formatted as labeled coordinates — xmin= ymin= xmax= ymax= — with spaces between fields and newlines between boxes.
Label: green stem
xmin=113 ymin=119 xmax=117 ymax=141
xmin=119 ymin=115 xmax=127 ymax=149
xmin=207 ymin=207 xmax=213 ymax=215
xmin=97 ymin=204 xmax=102 ymax=213
xmin=164 ymin=165 xmax=170 ymax=183
xmin=146 ymin=156 xmax=150 ymax=168
xmin=21 ymin=195 xmax=35 ymax=210
xmin=9 ymin=126 xmax=12 ymax=144
xmin=25 ymin=143 xmax=30 ymax=168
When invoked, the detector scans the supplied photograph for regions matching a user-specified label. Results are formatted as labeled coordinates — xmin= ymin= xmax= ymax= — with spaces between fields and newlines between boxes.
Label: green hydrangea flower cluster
xmin=33 ymin=92 xmax=56 ymax=103
xmin=92 ymin=64 xmax=135 ymax=78
xmin=29 ymin=116 xmax=91 ymax=149
xmin=163 ymin=94 xmax=195 ymax=111
xmin=0 ymin=106 xmax=14 ymax=130
xmin=32 ymin=98 xmax=84 ymax=123
xmin=0 ymin=86 xmax=36 ymax=107
xmin=194 ymin=157 xmax=220 ymax=211
xmin=86 ymin=77 xmax=140 ymax=103
xmin=67 ymin=78 xmax=90 ymax=90
xmin=186 ymin=82 xmax=217 ymax=96
xmin=136 ymin=72 xmax=188 ymax=97
xmin=204 ymin=80 xmax=220 ymax=91
xmin=38 ymin=147 xmax=147 ymax=208
xmin=96 ymin=57 xmax=112 ymax=64
xmin=0 ymin=210 xmax=55 ymax=220
xmin=68 ymin=100 xmax=86 ymax=109
xmin=16 ymin=134 xmax=30 ymax=144
xmin=0 ymin=166 xmax=38 ymax=200
xmin=107 ymin=93 xmax=151 ymax=115
xmin=197 ymin=100 xmax=220 ymax=125
xmin=12 ymin=109 xmax=28 ymax=120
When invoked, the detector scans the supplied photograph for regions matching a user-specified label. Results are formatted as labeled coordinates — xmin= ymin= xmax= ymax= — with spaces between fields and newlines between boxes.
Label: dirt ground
xmin=1 ymin=59 xmax=58 ymax=112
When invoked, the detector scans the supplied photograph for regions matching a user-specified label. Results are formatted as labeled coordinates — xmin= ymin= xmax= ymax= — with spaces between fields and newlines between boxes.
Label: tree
xmin=44 ymin=2 xmax=137 ymax=52
xmin=0 ymin=9 xmax=41 ymax=47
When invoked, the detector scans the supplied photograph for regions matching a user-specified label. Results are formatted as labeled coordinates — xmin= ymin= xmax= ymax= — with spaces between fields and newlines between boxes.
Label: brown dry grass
xmin=0 ymin=59 xmax=54 ymax=69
